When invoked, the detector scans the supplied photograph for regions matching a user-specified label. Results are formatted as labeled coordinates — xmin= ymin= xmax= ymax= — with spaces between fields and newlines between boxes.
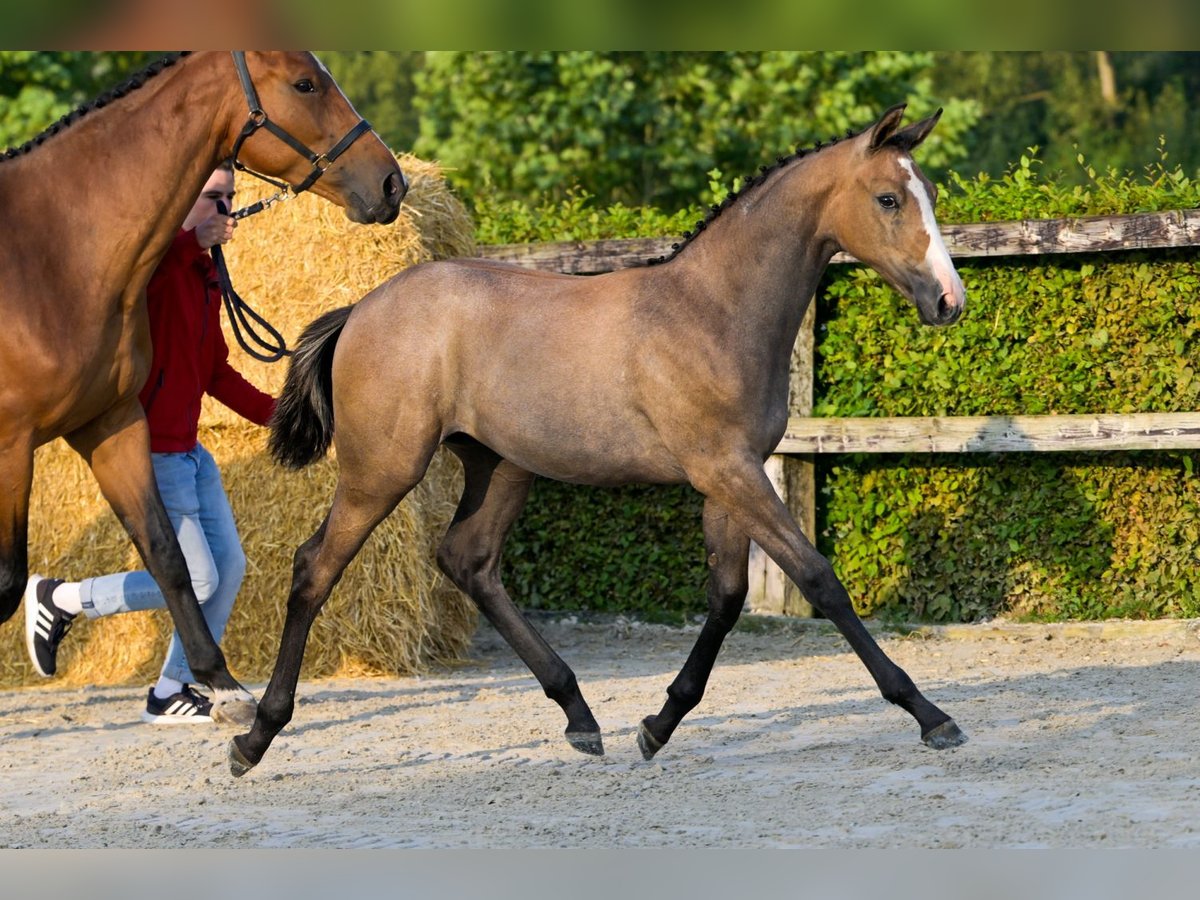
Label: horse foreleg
xmin=0 ymin=437 xmax=33 ymax=624
xmin=438 ymin=444 xmax=602 ymax=756
xmin=696 ymin=455 xmax=966 ymax=750
xmin=65 ymin=410 xmax=254 ymax=717
xmin=638 ymin=498 xmax=749 ymax=759
xmin=230 ymin=480 xmax=406 ymax=777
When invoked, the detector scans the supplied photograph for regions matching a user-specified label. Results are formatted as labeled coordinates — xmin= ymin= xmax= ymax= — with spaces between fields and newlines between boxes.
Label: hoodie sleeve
xmin=206 ymin=310 xmax=277 ymax=426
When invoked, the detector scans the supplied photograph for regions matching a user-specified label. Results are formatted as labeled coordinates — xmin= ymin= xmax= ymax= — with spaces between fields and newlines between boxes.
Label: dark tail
xmin=268 ymin=305 xmax=353 ymax=469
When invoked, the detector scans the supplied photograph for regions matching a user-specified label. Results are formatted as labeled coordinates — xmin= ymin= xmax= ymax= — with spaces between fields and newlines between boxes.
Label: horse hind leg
xmin=0 ymin=439 xmax=34 ymax=624
xmin=638 ymin=498 xmax=750 ymax=759
xmin=230 ymin=466 xmax=417 ymax=777
xmin=700 ymin=458 xmax=966 ymax=750
xmin=438 ymin=440 xmax=603 ymax=756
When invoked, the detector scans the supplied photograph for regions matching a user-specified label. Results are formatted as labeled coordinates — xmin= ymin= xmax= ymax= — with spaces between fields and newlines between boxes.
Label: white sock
xmin=153 ymin=676 xmax=184 ymax=700
xmin=50 ymin=581 xmax=83 ymax=617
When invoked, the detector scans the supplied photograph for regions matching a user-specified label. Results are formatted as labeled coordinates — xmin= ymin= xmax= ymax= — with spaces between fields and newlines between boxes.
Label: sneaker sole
xmin=23 ymin=576 xmax=52 ymax=678
xmin=141 ymin=711 xmax=215 ymax=725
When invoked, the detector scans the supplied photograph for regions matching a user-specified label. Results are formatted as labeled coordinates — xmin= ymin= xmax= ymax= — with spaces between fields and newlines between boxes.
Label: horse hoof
xmin=922 ymin=718 xmax=967 ymax=750
xmin=566 ymin=730 xmax=605 ymax=756
xmin=212 ymin=697 xmax=258 ymax=728
xmin=637 ymin=721 xmax=665 ymax=761
xmin=228 ymin=736 xmax=258 ymax=778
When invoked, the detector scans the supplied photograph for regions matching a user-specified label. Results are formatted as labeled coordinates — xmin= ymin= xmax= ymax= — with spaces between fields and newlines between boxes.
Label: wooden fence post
xmin=746 ymin=302 xmax=815 ymax=617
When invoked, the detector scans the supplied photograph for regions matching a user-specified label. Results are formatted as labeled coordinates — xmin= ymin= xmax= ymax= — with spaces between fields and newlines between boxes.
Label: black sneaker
xmin=141 ymin=685 xmax=214 ymax=725
xmin=24 ymin=575 xmax=72 ymax=677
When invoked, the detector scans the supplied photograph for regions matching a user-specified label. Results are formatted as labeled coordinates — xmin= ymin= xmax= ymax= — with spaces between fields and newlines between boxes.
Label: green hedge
xmin=484 ymin=150 xmax=1200 ymax=622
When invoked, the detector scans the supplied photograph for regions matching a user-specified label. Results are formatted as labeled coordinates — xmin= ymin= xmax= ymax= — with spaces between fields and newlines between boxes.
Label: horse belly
xmin=473 ymin=407 xmax=687 ymax=487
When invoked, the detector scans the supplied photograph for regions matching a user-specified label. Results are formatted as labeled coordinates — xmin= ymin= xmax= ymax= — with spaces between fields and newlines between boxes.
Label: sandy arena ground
xmin=4 ymin=613 xmax=1200 ymax=849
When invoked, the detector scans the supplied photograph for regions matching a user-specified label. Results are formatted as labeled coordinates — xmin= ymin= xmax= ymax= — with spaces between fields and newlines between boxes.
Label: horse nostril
xmin=934 ymin=293 xmax=962 ymax=325
xmin=384 ymin=171 xmax=408 ymax=203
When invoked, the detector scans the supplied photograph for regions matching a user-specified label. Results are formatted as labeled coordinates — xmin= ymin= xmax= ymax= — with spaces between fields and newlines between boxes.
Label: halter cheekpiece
xmin=228 ymin=51 xmax=374 ymax=208
xmin=217 ymin=51 xmax=377 ymax=362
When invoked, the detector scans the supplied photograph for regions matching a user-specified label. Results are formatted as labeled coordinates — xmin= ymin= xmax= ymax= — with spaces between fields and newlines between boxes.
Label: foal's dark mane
xmin=645 ymin=125 xmax=864 ymax=267
xmin=1 ymin=51 xmax=191 ymax=161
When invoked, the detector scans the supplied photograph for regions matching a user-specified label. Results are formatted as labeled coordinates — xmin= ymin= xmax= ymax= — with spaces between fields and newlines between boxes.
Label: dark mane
xmin=644 ymin=124 xmax=866 ymax=267
xmin=2 ymin=52 xmax=191 ymax=162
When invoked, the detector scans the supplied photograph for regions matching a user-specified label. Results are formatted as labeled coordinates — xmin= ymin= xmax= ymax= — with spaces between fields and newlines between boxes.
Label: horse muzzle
xmin=346 ymin=168 xmax=407 ymax=225
xmin=912 ymin=274 xmax=966 ymax=327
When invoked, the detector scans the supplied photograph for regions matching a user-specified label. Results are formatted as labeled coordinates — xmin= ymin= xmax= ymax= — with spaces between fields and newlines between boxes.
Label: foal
xmin=231 ymin=103 xmax=967 ymax=773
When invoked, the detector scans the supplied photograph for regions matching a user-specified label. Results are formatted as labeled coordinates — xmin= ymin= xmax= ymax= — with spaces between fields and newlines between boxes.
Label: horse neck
xmin=672 ymin=155 xmax=838 ymax=352
xmin=6 ymin=53 xmax=239 ymax=299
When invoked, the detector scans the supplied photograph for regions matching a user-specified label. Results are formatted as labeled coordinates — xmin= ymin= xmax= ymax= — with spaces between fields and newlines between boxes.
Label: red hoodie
xmin=139 ymin=228 xmax=276 ymax=452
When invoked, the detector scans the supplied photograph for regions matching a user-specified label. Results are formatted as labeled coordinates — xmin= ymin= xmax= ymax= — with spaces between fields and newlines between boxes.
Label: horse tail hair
xmin=269 ymin=305 xmax=353 ymax=469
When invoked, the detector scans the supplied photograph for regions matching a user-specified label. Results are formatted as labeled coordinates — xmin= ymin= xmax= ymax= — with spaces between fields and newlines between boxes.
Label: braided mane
xmin=2 ymin=52 xmax=191 ymax=162
xmin=645 ymin=124 xmax=865 ymax=266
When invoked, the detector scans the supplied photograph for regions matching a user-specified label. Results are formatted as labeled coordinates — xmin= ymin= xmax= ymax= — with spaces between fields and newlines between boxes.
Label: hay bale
xmin=0 ymin=154 xmax=480 ymax=689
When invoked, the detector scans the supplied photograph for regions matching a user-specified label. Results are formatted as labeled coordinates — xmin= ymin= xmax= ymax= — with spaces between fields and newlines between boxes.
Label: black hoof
xmin=922 ymin=718 xmax=967 ymax=750
xmin=228 ymin=735 xmax=258 ymax=778
xmin=637 ymin=721 xmax=665 ymax=760
xmin=566 ymin=730 xmax=605 ymax=756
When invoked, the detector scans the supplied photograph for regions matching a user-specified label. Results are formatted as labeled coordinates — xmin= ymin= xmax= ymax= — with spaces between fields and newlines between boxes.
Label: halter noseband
xmin=228 ymin=51 xmax=374 ymax=201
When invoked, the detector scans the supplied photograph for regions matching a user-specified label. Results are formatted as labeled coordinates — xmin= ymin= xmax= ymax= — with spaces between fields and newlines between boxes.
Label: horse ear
xmin=868 ymin=104 xmax=908 ymax=151
xmin=886 ymin=108 xmax=943 ymax=152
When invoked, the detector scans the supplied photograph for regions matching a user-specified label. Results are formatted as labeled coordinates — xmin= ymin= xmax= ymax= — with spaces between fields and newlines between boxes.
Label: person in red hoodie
xmin=24 ymin=161 xmax=274 ymax=725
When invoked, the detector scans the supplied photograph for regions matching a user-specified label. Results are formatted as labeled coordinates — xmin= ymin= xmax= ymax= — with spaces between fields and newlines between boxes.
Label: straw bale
xmin=0 ymin=154 xmax=480 ymax=689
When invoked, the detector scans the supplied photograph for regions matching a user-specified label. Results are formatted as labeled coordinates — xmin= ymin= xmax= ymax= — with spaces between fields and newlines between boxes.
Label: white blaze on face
xmin=899 ymin=157 xmax=965 ymax=309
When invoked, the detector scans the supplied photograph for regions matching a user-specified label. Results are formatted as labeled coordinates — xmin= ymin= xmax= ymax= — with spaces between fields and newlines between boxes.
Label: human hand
xmin=194 ymin=212 xmax=236 ymax=250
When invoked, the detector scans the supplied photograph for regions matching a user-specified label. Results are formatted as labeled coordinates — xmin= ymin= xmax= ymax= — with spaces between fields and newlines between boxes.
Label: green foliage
xmin=0 ymin=51 xmax=154 ymax=150
xmin=501 ymin=482 xmax=707 ymax=623
xmin=933 ymin=52 xmax=1200 ymax=187
xmin=816 ymin=153 xmax=1200 ymax=622
xmin=317 ymin=51 xmax=422 ymax=156
xmin=472 ymin=188 xmax=700 ymax=245
xmin=414 ymin=51 xmax=978 ymax=209
xmin=937 ymin=140 xmax=1200 ymax=223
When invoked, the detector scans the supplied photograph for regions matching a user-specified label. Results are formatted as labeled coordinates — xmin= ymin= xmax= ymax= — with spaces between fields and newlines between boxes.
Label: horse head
xmin=824 ymin=103 xmax=965 ymax=326
xmin=227 ymin=51 xmax=406 ymax=225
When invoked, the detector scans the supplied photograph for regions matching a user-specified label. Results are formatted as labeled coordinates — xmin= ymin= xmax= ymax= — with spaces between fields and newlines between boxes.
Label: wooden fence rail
xmin=777 ymin=412 xmax=1200 ymax=454
xmin=477 ymin=208 xmax=1200 ymax=272
xmin=477 ymin=208 xmax=1200 ymax=615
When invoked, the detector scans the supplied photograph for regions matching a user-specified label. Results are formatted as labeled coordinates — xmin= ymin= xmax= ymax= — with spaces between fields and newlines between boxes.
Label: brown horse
xmin=0 ymin=52 xmax=406 ymax=722
xmin=230 ymin=103 xmax=967 ymax=774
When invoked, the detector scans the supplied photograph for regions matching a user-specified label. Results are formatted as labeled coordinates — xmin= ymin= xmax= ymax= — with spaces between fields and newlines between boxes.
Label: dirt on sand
xmin=3 ymin=614 xmax=1200 ymax=849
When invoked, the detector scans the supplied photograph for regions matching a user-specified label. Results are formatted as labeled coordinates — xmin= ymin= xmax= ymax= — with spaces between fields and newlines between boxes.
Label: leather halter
xmin=228 ymin=51 xmax=374 ymax=198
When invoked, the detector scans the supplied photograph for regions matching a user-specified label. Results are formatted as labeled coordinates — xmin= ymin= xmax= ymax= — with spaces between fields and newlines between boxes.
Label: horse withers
xmin=231 ymin=103 xmax=966 ymax=774
xmin=0 ymin=52 xmax=406 ymax=723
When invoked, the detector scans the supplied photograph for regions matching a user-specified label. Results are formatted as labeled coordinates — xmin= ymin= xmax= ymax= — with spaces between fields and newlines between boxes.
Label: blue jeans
xmin=79 ymin=443 xmax=245 ymax=685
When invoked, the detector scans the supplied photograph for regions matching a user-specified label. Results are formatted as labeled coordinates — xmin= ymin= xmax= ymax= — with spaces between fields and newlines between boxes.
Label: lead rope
xmin=210 ymin=198 xmax=292 ymax=362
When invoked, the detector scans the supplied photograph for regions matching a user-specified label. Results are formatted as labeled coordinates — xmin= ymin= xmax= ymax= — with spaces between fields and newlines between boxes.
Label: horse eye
xmin=877 ymin=194 xmax=898 ymax=210
xmin=294 ymin=79 xmax=317 ymax=94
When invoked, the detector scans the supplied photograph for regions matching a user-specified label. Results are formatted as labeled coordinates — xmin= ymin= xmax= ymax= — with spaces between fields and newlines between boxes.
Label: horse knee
xmin=435 ymin=535 xmax=492 ymax=594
